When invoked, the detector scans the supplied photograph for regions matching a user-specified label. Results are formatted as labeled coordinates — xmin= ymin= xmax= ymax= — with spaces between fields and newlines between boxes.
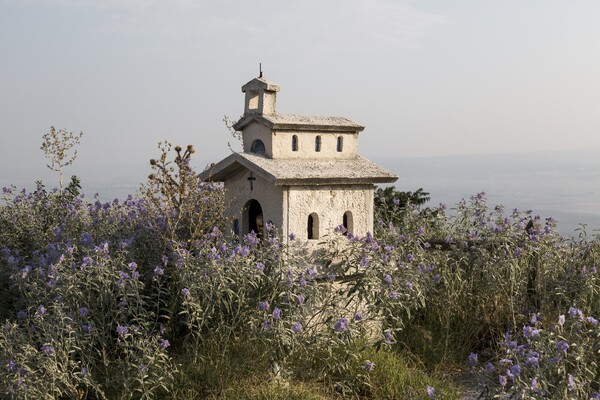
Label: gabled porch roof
xmin=199 ymin=153 xmax=398 ymax=186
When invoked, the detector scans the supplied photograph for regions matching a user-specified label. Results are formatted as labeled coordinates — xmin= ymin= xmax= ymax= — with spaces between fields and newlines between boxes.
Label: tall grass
xmin=1 ymin=146 xmax=599 ymax=398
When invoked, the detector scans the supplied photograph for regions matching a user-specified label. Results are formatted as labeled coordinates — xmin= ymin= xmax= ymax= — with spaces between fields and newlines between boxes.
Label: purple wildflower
xmin=40 ymin=345 xmax=54 ymax=355
xmin=258 ymin=301 xmax=269 ymax=311
xmin=81 ymin=256 xmax=93 ymax=269
xmin=354 ymin=313 xmax=363 ymax=321
xmin=499 ymin=375 xmax=507 ymax=387
xmin=549 ymin=355 xmax=562 ymax=364
xmin=587 ymin=316 xmax=599 ymax=326
xmin=568 ymin=374 xmax=575 ymax=390
xmin=78 ymin=307 xmax=89 ymax=317
xmin=383 ymin=274 xmax=392 ymax=284
xmin=556 ymin=340 xmax=569 ymax=353
xmin=261 ymin=320 xmax=272 ymax=330
xmin=365 ymin=360 xmax=375 ymax=372
xmin=468 ymin=352 xmax=478 ymax=365
xmin=568 ymin=306 xmax=583 ymax=319
xmin=116 ymin=325 xmax=129 ymax=337
xmin=334 ymin=318 xmax=349 ymax=332
xmin=426 ymin=386 xmax=435 ymax=399
xmin=116 ymin=271 xmax=130 ymax=286
xmin=523 ymin=325 xmax=540 ymax=338
xmin=558 ymin=314 xmax=565 ymax=326
xmin=160 ymin=339 xmax=170 ymax=349
xmin=510 ymin=364 xmax=521 ymax=377
xmin=272 ymin=307 xmax=281 ymax=320
xmin=36 ymin=304 xmax=46 ymax=316
xmin=384 ymin=331 xmax=396 ymax=344
xmin=498 ymin=358 xmax=513 ymax=367
xmin=292 ymin=322 xmax=302 ymax=333
xmin=181 ymin=287 xmax=190 ymax=300
xmin=526 ymin=352 xmax=539 ymax=367
xmin=20 ymin=265 xmax=31 ymax=278
xmin=530 ymin=313 xmax=538 ymax=323
xmin=389 ymin=290 xmax=398 ymax=299
xmin=153 ymin=266 xmax=164 ymax=276
xmin=81 ymin=367 xmax=87 ymax=377
xmin=531 ymin=377 xmax=540 ymax=392
xmin=255 ymin=262 xmax=265 ymax=272
xmin=405 ymin=281 xmax=414 ymax=290
xmin=288 ymin=233 xmax=296 ymax=241
xmin=81 ymin=323 xmax=92 ymax=333
xmin=506 ymin=368 xmax=514 ymax=381
xmin=419 ymin=264 xmax=434 ymax=273
xmin=297 ymin=294 xmax=305 ymax=304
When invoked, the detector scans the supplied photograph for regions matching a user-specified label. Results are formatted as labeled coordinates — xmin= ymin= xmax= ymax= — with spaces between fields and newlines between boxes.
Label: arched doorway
xmin=245 ymin=199 xmax=264 ymax=238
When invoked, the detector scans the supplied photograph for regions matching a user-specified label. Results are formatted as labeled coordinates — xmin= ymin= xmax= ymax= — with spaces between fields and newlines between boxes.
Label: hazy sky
xmin=1 ymin=0 xmax=600 ymax=186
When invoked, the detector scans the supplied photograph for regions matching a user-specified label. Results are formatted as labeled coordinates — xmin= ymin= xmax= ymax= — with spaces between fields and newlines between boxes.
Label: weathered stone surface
xmin=200 ymin=152 xmax=398 ymax=185
xmin=201 ymin=75 xmax=398 ymax=242
xmin=234 ymin=113 xmax=364 ymax=132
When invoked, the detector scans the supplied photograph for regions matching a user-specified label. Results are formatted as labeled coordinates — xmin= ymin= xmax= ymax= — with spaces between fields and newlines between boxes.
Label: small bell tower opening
xmin=242 ymin=74 xmax=280 ymax=116
xmin=247 ymin=91 xmax=259 ymax=111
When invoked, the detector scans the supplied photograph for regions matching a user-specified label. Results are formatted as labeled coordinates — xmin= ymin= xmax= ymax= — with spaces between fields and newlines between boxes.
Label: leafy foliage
xmin=2 ymin=142 xmax=600 ymax=399
xmin=40 ymin=127 xmax=83 ymax=191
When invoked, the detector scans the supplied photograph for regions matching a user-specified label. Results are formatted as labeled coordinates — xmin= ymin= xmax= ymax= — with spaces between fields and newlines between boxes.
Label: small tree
xmin=40 ymin=126 xmax=83 ymax=192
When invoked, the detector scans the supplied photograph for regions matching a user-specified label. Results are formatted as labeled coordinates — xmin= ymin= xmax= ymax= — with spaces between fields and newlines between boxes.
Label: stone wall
xmin=271 ymin=130 xmax=358 ymax=159
xmin=286 ymin=184 xmax=374 ymax=241
xmin=223 ymin=169 xmax=284 ymax=237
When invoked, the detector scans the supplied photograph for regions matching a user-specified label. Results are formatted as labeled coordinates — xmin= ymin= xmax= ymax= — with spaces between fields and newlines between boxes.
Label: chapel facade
xmin=200 ymin=75 xmax=398 ymax=242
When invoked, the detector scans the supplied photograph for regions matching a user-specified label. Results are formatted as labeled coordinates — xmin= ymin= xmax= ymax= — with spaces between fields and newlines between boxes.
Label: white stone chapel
xmin=200 ymin=75 xmax=397 ymax=242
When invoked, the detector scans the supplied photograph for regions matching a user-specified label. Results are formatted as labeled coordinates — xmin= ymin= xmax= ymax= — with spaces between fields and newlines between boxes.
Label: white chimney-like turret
xmin=241 ymin=76 xmax=280 ymax=116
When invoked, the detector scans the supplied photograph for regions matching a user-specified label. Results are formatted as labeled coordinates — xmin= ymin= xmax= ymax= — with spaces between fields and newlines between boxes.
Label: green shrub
xmin=2 ymin=141 xmax=600 ymax=399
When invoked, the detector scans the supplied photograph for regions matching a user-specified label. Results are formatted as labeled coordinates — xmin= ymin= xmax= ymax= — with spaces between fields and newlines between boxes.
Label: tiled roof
xmin=199 ymin=153 xmax=398 ymax=186
xmin=232 ymin=113 xmax=365 ymax=132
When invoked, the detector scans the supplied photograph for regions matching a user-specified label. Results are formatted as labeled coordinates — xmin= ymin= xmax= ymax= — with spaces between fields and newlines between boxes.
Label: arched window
xmin=315 ymin=136 xmax=321 ymax=152
xmin=307 ymin=213 xmax=319 ymax=240
xmin=292 ymin=135 xmax=298 ymax=152
xmin=337 ymin=136 xmax=343 ymax=152
xmin=251 ymin=139 xmax=266 ymax=155
xmin=343 ymin=211 xmax=353 ymax=236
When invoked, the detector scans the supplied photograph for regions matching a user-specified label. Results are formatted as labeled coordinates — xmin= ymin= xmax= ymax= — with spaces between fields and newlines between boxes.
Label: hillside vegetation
xmin=1 ymin=143 xmax=600 ymax=399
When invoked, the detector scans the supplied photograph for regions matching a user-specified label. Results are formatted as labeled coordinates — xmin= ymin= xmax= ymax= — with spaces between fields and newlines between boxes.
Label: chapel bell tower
xmin=200 ymin=74 xmax=398 ymax=243
xmin=242 ymin=75 xmax=279 ymax=116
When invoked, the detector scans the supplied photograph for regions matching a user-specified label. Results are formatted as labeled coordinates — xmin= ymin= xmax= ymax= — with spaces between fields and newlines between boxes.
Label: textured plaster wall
xmin=223 ymin=169 xmax=284 ymax=236
xmin=286 ymin=185 xmax=374 ymax=241
xmin=242 ymin=124 xmax=273 ymax=157
xmin=272 ymin=131 xmax=358 ymax=159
